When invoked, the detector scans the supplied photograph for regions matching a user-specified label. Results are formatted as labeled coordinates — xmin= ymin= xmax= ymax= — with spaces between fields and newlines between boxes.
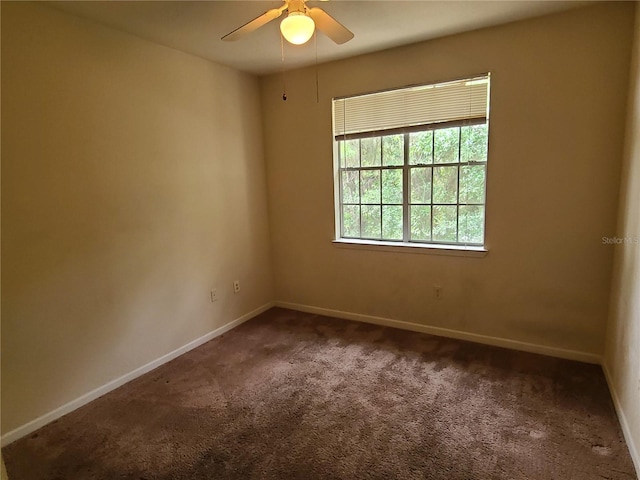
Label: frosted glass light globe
xmin=280 ymin=12 xmax=315 ymax=45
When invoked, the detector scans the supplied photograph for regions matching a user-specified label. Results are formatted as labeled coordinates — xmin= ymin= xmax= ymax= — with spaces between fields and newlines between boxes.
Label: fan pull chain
xmin=280 ymin=33 xmax=287 ymax=101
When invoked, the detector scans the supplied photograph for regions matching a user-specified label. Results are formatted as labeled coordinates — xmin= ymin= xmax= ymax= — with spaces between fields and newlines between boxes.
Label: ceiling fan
xmin=221 ymin=0 xmax=354 ymax=46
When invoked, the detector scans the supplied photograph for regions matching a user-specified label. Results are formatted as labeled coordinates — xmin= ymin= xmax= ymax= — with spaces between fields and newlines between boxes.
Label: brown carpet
xmin=3 ymin=307 xmax=637 ymax=479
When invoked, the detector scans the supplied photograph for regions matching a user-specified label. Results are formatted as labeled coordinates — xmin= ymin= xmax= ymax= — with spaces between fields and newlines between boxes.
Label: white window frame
xmin=332 ymin=74 xmax=491 ymax=254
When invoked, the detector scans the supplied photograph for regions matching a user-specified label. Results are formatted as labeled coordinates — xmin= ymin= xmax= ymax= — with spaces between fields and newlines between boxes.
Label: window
xmin=333 ymin=75 xmax=490 ymax=249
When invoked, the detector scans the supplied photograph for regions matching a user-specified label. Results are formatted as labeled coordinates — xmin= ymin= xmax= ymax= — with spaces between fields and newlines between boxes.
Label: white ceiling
xmin=48 ymin=0 xmax=594 ymax=76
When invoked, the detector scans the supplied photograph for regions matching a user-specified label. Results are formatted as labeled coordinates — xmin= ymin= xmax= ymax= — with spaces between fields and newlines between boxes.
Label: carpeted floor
xmin=3 ymin=307 xmax=637 ymax=479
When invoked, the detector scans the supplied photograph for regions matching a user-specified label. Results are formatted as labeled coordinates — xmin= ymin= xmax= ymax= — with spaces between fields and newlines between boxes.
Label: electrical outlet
xmin=233 ymin=280 xmax=240 ymax=293
xmin=210 ymin=289 xmax=218 ymax=302
xmin=434 ymin=285 xmax=442 ymax=299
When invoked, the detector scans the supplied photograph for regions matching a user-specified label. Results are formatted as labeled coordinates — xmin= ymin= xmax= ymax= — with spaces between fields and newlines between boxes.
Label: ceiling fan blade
xmin=309 ymin=7 xmax=354 ymax=44
xmin=222 ymin=8 xmax=283 ymax=42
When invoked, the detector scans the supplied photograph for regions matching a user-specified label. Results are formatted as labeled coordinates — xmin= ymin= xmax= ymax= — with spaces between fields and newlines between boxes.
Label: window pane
xmin=434 ymin=127 xmax=460 ymax=164
xmin=382 ymin=169 xmax=403 ymax=204
xmin=459 ymin=206 xmax=484 ymax=244
xmin=382 ymin=135 xmax=404 ymax=166
xmin=362 ymin=205 xmax=381 ymax=239
xmin=341 ymin=171 xmax=359 ymax=204
xmin=410 ymin=205 xmax=431 ymax=241
xmin=341 ymin=139 xmax=360 ymax=168
xmin=360 ymin=170 xmax=381 ymax=204
xmin=342 ymin=205 xmax=360 ymax=237
xmin=382 ymin=206 xmax=403 ymax=240
xmin=432 ymin=205 xmax=457 ymax=242
xmin=459 ymin=165 xmax=486 ymax=204
xmin=460 ymin=124 xmax=488 ymax=162
xmin=432 ymin=166 xmax=458 ymax=204
xmin=361 ymin=137 xmax=381 ymax=167
xmin=410 ymin=167 xmax=432 ymax=204
xmin=409 ymin=131 xmax=433 ymax=165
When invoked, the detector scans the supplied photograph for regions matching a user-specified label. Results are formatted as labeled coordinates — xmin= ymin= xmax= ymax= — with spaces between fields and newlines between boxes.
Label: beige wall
xmin=261 ymin=3 xmax=635 ymax=356
xmin=1 ymin=2 xmax=273 ymax=434
xmin=0 ymin=2 xmax=4 ymax=475
xmin=605 ymin=3 xmax=640 ymax=471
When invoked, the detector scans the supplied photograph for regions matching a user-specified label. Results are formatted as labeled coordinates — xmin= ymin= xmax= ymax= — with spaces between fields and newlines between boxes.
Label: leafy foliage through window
xmin=334 ymin=75 xmax=490 ymax=247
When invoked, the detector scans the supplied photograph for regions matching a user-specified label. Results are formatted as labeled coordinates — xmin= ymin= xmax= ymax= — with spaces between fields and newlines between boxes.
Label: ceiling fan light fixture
xmin=280 ymin=12 xmax=315 ymax=45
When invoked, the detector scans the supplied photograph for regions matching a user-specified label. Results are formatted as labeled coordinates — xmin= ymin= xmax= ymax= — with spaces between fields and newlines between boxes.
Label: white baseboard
xmin=1 ymin=301 xmax=608 ymax=449
xmin=602 ymin=364 xmax=640 ymax=478
xmin=275 ymin=301 xmax=603 ymax=365
xmin=1 ymin=302 xmax=273 ymax=447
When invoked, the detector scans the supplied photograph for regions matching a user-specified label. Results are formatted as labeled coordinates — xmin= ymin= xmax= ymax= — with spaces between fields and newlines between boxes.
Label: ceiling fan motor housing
xmin=287 ymin=0 xmax=309 ymax=15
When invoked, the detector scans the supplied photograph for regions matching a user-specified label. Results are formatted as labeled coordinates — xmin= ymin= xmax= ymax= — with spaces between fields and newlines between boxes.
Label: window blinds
xmin=333 ymin=75 xmax=490 ymax=139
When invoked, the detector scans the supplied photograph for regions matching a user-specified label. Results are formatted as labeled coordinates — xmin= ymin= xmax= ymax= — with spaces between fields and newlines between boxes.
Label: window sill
xmin=332 ymin=238 xmax=488 ymax=257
